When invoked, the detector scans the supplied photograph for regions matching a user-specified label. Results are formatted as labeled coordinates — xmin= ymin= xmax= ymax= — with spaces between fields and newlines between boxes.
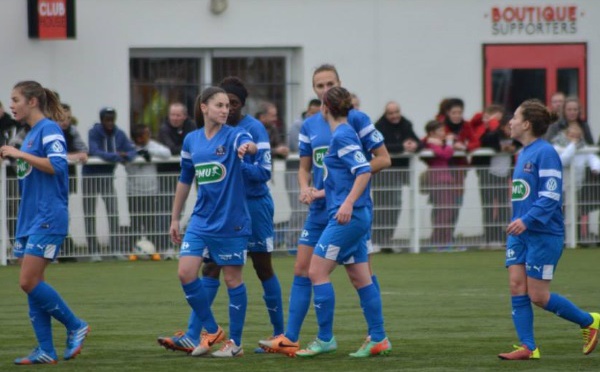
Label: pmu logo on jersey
xmin=313 ymin=146 xmax=328 ymax=168
xmin=194 ymin=162 xmax=226 ymax=185
xmin=16 ymin=159 xmax=32 ymax=179
xmin=215 ymin=145 xmax=226 ymax=156
xmin=511 ymin=179 xmax=530 ymax=201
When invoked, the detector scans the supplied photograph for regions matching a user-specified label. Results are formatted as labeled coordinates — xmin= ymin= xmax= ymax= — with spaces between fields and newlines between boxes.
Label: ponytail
xmin=43 ymin=88 xmax=66 ymax=123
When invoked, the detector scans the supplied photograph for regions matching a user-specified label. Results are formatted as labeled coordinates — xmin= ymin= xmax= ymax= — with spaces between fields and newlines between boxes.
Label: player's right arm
xmin=170 ymin=135 xmax=195 ymax=244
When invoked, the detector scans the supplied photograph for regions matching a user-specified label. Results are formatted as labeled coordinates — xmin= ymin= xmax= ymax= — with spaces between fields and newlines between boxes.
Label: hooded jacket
xmin=82 ymin=123 xmax=137 ymax=175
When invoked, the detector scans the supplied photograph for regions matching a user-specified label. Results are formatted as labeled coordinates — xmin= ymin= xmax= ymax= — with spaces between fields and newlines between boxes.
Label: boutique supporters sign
xmin=488 ymin=5 xmax=582 ymax=35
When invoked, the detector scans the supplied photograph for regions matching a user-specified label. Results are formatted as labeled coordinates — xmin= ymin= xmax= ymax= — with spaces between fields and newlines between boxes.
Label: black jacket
xmin=157 ymin=118 xmax=197 ymax=174
xmin=374 ymin=115 xmax=422 ymax=168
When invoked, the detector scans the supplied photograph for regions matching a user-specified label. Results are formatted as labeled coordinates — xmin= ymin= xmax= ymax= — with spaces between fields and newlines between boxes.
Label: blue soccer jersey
xmin=298 ymin=109 xmax=383 ymax=223
xmin=16 ymin=118 xmax=69 ymax=238
xmin=237 ymin=114 xmax=272 ymax=198
xmin=179 ymin=125 xmax=253 ymax=237
xmin=323 ymin=124 xmax=372 ymax=212
xmin=511 ymin=138 xmax=564 ymax=236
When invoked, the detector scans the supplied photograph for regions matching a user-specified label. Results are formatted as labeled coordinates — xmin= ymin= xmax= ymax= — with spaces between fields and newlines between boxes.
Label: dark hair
xmin=219 ymin=76 xmax=248 ymax=106
xmin=308 ymin=99 xmax=321 ymax=107
xmin=425 ymin=120 xmax=443 ymax=134
xmin=322 ymin=86 xmax=353 ymax=119
xmin=13 ymin=80 xmax=65 ymax=123
xmin=131 ymin=123 xmax=149 ymax=139
xmin=445 ymin=98 xmax=464 ymax=112
xmin=255 ymin=102 xmax=276 ymax=120
xmin=61 ymin=103 xmax=71 ymax=111
xmin=519 ymin=99 xmax=557 ymax=137
xmin=194 ymin=86 xmax=226 ymax=126
xmin=312 ymin=64 xmax=340 ymax=85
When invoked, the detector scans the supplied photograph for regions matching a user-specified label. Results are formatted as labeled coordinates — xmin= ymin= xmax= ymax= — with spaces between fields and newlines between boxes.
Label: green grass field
xmin=1 ymin=250 xmax=599 ymax=371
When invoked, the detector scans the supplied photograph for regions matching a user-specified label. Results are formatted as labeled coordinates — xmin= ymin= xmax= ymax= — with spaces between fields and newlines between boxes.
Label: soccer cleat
xmin=191 ymin=326 xmax=225 ymax=356
xmin=349 ymin=336 xmax=392 ymax=357
xmin=212 ymin=339 xmax=244 ymax=358
xmin=582 ymin=312 xmax=600 ymax=355
xmin=64 ymin=321 xmax=90 ymax=360
xmin=295 ymin=337 xmax=337 ymax=358
xmin=14 ymin=347 xmax=58 ymax=365
xmin=157 ymin=331 xmax=197 ymax=354
xmin=498 ymin=344 xmax=540 ymax=360
xmin=258 ymin=334 xmax=299 ymax=357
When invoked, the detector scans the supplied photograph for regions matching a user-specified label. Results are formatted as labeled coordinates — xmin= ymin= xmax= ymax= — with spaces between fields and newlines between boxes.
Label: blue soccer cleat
xmin=64 ymin=320 xmax=90 ymax=360
xmin=14 ymin=347 xmax=58 ymax=365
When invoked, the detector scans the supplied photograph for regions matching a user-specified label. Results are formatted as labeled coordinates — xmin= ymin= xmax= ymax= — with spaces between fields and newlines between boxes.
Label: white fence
xmin=2 ymin=149 xmax=599 ymax=265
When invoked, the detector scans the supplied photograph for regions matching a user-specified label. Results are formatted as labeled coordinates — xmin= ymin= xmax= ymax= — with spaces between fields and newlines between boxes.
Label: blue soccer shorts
xmin=505 ymin=230 xmax=564 ymax=280
xmin=246 ymin=194 xmax=274 ymax=253
xmin=14 ymin=235 xmax=65 ymax=261
xmin=180 ymin=231 xmax=248 ymax=266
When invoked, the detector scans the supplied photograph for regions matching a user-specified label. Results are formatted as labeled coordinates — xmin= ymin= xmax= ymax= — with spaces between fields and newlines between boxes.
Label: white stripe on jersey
xmin=539 ymin=191 xmax=560 ymax=201
xmin=42 ymin=134 xmax=65 ymax=145
xmin=539 ymin=169 xmax=561 ymax=178
xmin=350 ymin=163 xmax=370 ymax=174
xmin=48 ymin=153 xmax=67 ymax=159
xmin=338 ymin=145 xmax=361 ymax=157
xmin=299 ymin=133 xmax=310 ymax=144
xmin=358 ymin=124 xmax=375 ymax=138
xmin=256 ymin=142 xmax=271 ymax=150
xmin=180 ymin=151 xmax=192 ymax=159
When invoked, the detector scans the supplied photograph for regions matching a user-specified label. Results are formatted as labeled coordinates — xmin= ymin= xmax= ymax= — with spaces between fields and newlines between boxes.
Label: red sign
xmin=38 ymin=0 xmax=67 ymax=39
xmin=489 ymin=5 xmax=580 ymax=35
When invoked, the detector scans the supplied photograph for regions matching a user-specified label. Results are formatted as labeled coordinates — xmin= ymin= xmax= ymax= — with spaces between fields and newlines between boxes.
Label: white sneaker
xmin=211 ymin=339 xmax=243 ymax=358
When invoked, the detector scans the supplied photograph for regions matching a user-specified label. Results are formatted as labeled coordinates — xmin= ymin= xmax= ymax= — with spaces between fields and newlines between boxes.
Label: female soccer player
xmin=168 ymin=86 xmax=256 ymax=358
xmin=0 ymin=81 xmax=89 ymax=365
xmin=294 ymin=86 xmax=390 ymax=357
xmin=259 ymin=64 xmax=390 ymax=356
xmin=159 ymin=77 xmax=283 ymax=354
xmin=498 ymin=99 xmax=599 ymax=360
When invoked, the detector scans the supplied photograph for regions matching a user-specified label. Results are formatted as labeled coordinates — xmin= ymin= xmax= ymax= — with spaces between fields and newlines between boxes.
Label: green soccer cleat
xmin=498 ymin=344 xmax=540 ymax=360
xmin=582 ymin=312 xmax=600 ymax=355
xmin=349 ymin=336 xmax=392 ymax=357
xmin=295 ymin=337 xmax=337 ymax=358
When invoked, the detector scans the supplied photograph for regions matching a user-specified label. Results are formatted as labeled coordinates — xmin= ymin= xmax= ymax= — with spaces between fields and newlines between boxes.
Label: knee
xmin=528 ymin=291 xmax=550 ymax=308
xmin=252 ymin=260 xmax=274 ymax=282
xmin=202 ymin=262 xmax=221 ymax=279
xmin=508 ymin=278 xmax=526 ymax=296
xmin=307 ymin=265 xmax=326 ymax=285
xmin=19 ymin=277 xmax=39 ymax=293
xmin=222 ymin=271 xmax=242 ymax=289
xmin=293 ymin=259 xmax=310 ymax=277
xmin=177 ymin=267 xmax=196 ymax=285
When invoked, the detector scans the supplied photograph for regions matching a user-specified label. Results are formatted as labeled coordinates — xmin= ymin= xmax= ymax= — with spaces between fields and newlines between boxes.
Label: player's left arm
xmin=521 ymin=152 xmax=563 ymax=228
xmin=236 ymin=130 xmax=257 ymax=158
xmin=369 ymin=143 xmax=392 ymax=174
xmin=241 ymin=127 xmax=271 ymax=182
xmin=351 ymin=110 xmax=392 ymax=174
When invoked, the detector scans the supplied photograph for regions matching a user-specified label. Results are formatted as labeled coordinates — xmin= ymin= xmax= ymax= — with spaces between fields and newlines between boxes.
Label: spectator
xmin=288 ymin=99 xmax=321 ymax=153
xmin=126 ymin=124 xmax=171 ymax=250
xmin=476 ymin=110 xmax=517 ymax=247
xmin=350 ymin=93 xmax=361 ymax=111
xmin=548 ymin=91 xmax=566 ymax=119
xmin=373 ymin=101 xmax=422 ymax=248
xmin=552 ymin=124 xmax=600 ymax=242
xmin=422 ymin=120 xmax=460 ymax=248
xmin=256 ymin=102 xmax=289 ymax=159
xmin=82 ymin=107 xmax=137 ymax=261
xmin=545 ymin=97 xmax=593 ymax=144
xmin=59 ymin=104 xmax=88 ymax=193
xmin=1 ymin=100 xmax=23 ymax=248
xmin=157 ymin=102 xmax=196 ymax=251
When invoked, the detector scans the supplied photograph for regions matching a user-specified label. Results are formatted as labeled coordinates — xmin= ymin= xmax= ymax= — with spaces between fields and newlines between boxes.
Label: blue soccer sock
xmin=228 ymin=283 xmax=247 ymax=346
xmin=27 ymin=295 xmax=54 ymax=353
xmin=371 ymin=274 xmax=380 ymax=293
xmin=544 ymin=293 xmax=594 ymax=327
xmin=29 ymin=281 xmax=81 ymax=331
xmin=261 ymin=275 xmax=284 ymax=336
xmin=313 ymin=282 xmax=335 ymax=342
xmin=358 ymin=283 xmax=386 ymax=342
xmin=285 ymin=276 xmax=312 ymax=342
xmin=511 ymin=295 xmax=536 ymax=351
xmin=185 ymin=277 xmax=220 ymax=342
xmin=182 ymin=279 xmax=218 ymax=334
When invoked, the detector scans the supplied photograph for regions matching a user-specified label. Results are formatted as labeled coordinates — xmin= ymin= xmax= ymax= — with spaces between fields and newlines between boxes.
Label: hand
xmin=137 ymin=149 xmax=151 ymax=162
xmin=506 ymin=218 xmax=527 ymax=236
xmin=335 ymin=200 xmax=353 ymax=224
xmin=453 ymin=141 xmax=467 ymax=151
xmin=275 ymin=145 xmax=289 ymax=158
xmin=238 ymin=143 xmax=251 ymax=158
xmin=0 ymin=145 xmax=21 ymax=159
xmin=299 ymin=187 xmax=315 ymax=204
xmin=427 ymin=137 xmax=442 ymax=146
xmin=170 ymin=220 xmax=182 ymax=244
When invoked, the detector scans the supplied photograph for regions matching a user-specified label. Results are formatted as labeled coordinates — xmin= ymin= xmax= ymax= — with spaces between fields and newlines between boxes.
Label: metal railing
xmin=2 ymin=148 xmax=599 ymax=265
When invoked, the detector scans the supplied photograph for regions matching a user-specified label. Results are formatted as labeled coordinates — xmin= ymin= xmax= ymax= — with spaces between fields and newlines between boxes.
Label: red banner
xmin=38 ymin=0 xmax=67 ymax=39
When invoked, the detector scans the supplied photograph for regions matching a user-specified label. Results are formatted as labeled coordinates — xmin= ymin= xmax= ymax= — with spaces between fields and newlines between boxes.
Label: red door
xmin=484 ymin=43 xmax=587 ymax=116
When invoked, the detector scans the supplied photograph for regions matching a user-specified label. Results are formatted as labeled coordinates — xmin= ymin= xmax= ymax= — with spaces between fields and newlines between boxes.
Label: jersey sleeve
xmin=348 ymin=110 xmax=384 ymax=153
xmin=179 ymin=134 xmax=195 ymax=185
xmin=335 ymin=129 xmax=371 ymax=176
xmin=42 ymin=124 xmax=68 ymax=175
xmin=298 ymin=120 xmax=312 ymax=157
xmin=521 ymin=149 xmax=563 ymax=228
xmin=241 ymin=124 xmax=272 ymax=182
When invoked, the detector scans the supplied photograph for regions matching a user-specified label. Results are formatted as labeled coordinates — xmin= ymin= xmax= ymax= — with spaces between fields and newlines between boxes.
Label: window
xmin=129 ymin=49 xmax=297 ymax=138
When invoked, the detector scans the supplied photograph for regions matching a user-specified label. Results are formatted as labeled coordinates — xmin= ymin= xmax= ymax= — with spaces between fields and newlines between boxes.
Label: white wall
xmin=1 ymin=0 xmax=598 ymax=138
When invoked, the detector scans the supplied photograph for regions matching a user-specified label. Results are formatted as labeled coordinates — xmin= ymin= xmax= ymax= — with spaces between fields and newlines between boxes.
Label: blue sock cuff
xmin=228 ymin=283 xmax=246 ymax=296
xmin=202 ymin=276 xmax=220 ymax=288
xmin=28 ymin=281 xmax=46 ymax=297
xmin=512 ymin=295 xmax=531 ymax=307
xmin=182 ymin=278 xmax=202 ymax=293
xmin=262 ymin=274 xmax=279 ymax=287
xmin=293 ymin=276 xmax=312 ymax=286
xmin=358 ymin=283 xmax=377 ymax=298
